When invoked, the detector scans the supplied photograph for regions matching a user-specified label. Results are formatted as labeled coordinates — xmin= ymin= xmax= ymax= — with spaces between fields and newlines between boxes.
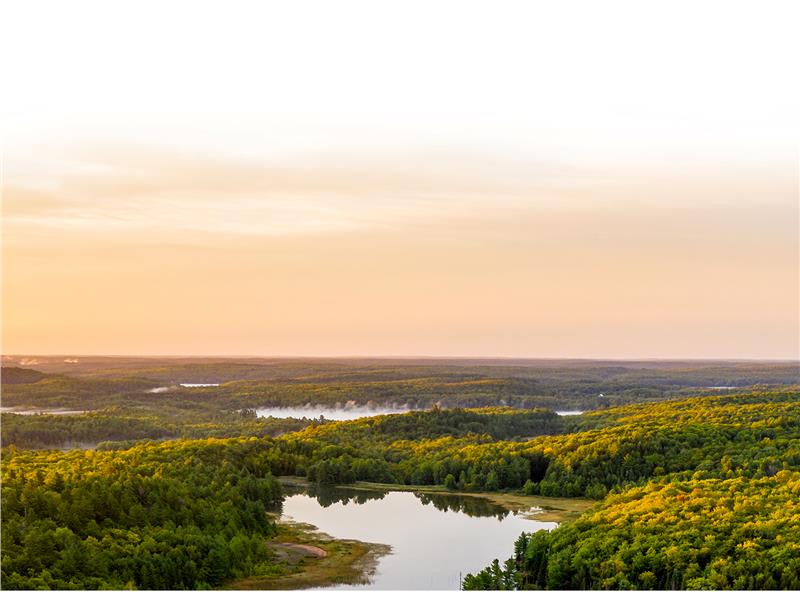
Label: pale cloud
xmin=2 ymin=0 xmax=797 ymax=358
xmin=3 ymin=146 xmax=609 ymax=237
xmin=2 ymin=145 xmax=797 ymax=359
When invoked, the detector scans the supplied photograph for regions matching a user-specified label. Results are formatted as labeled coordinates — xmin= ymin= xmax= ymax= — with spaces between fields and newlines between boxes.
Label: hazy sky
xmin=2 ymin=1 xmax=798 ymax=358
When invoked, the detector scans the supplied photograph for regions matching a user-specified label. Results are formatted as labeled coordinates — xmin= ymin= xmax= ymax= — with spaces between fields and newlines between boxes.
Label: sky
xmin=2 ymin=1 xmax=799 ymax=359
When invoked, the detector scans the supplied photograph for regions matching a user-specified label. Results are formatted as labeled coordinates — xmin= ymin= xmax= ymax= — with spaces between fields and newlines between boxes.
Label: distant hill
xmin=1 ymin=367 xmax=47 ymax=384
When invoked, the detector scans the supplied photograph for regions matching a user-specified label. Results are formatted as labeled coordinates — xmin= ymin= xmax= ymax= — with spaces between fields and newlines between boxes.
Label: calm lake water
xmin=179 ymin=383 xmax=220 ymax=387
xmin=0 ymin=407 xmax=87 ymax=415
xmin=257 ymin=406 xmax=583 ymax=420
xmin=256 ymin=406 xmax=411 ymax=420
xmin=146 ymin=383 xmax=221 ymax=393
xmin=280 ymin=486 xmax=556 ymax=590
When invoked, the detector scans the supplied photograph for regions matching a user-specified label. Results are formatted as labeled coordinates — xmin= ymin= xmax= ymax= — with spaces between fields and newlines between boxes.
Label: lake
xmin=0 ymin=407 xmax=87 ymax=415
xmin=257 ymin=406 xmax=583 ymax=420
xmin=280 ymin=485 xmax=556 ymax=590
xmin=179 ymin=383 xmax=220 ymax=387
xmin=256 ymin=406 xmax=411 ymax=420
xmin=148 ymin=383 xmax=221 ymax=393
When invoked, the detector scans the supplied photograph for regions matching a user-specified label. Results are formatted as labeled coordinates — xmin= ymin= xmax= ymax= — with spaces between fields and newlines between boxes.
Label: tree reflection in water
xmin=284 ymin=484 xmax=512 ymax=519
xmin=284 ymin=484 xmax=388 ymax=508
xmin=414 ymin=492 xmax=511 ymax=519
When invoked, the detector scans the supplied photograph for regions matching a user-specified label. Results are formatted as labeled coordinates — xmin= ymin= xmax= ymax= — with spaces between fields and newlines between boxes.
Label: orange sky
xmin=3 ymin=147 xmax=797 ymax=358
xmin=2 ymin=2 xmax=798 ymax=359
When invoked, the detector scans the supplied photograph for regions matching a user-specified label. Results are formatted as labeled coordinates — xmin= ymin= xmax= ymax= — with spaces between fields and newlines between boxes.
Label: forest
xmin=4 ymin=357 xmax=798 ymax=417
xmin=459 ymin=393 xmax=800 ymax=589
xmin=1 ymin=357 xmax=799 ymax=590
xmin=462 ymin=473 xmax=800 ymax=590
xmin=1 ymin=410 xmax=322 ymax=450
xmin=3 ymin=358 xmax=797 ymax=451
xmin=1 ymin=438 xmax=285 ymax=589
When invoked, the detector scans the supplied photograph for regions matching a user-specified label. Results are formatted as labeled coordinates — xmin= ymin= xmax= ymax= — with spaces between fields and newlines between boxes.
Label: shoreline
xmin=278 ymin=476 xmax=595 ymax=523
xmin=226 ymin=519 xmax=391 ymax=590
xmin=231 ymin=479 xmax=595 ymax=590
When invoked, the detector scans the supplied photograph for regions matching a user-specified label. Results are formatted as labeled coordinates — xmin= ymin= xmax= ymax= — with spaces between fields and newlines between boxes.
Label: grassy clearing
xmin=278 ymin=476 xmax=595 ymax=523
xmin=226 ymin=519 xmax=390 ymax=590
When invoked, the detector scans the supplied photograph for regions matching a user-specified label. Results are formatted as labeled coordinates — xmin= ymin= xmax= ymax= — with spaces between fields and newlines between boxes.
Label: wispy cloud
xmin=3 ymin=146 xmax=612 ymax=237
xmin=3 ymin=144 xmax=797 ymax=359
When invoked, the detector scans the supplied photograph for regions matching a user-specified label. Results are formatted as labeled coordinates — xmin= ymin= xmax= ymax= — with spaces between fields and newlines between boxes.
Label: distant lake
xmin=0 ymin=407 xmax=87 ymax=415
xmin=281 ymin=486 xmax=556 ymax=590
xmin=179 ymin=383 xmax=220 ymax=387
xmin=256 ymin=406 xmax=583 ymax=420
xmin=256 ymin=406 xmax=411 ymax=420
xmin=147 ymin=383 xmax=221 ymax=393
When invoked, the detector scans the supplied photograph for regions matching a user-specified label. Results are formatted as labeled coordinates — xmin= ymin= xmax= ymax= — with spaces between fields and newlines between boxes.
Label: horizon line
xmin=3 ymin=353 xmax=799 ymax=363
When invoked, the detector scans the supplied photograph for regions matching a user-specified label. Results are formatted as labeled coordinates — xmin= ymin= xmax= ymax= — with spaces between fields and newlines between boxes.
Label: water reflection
xmin=286 ymin=483 xmax=388 ymax=508
xmin=278 ymin=485 xmax=556 ymax=590
xmin=286 ymin=483 xmax=513 ymax=519
xmin=414 ymin=492 xmax=512 ymax=519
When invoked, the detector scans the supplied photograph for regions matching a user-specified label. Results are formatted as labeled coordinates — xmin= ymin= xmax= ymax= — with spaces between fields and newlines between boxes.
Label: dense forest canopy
xmin=2 ymin=358 xmax=797 ymax=453
xmin=1 ymin=356 xmax=798 ymax=591
xmin=463 ymin=473 xmax=800 ymax=590
xmin=4 ymin=357 xmax=797 ymax=416
xmin=1 ymin=438 xmax=285 ymax=589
